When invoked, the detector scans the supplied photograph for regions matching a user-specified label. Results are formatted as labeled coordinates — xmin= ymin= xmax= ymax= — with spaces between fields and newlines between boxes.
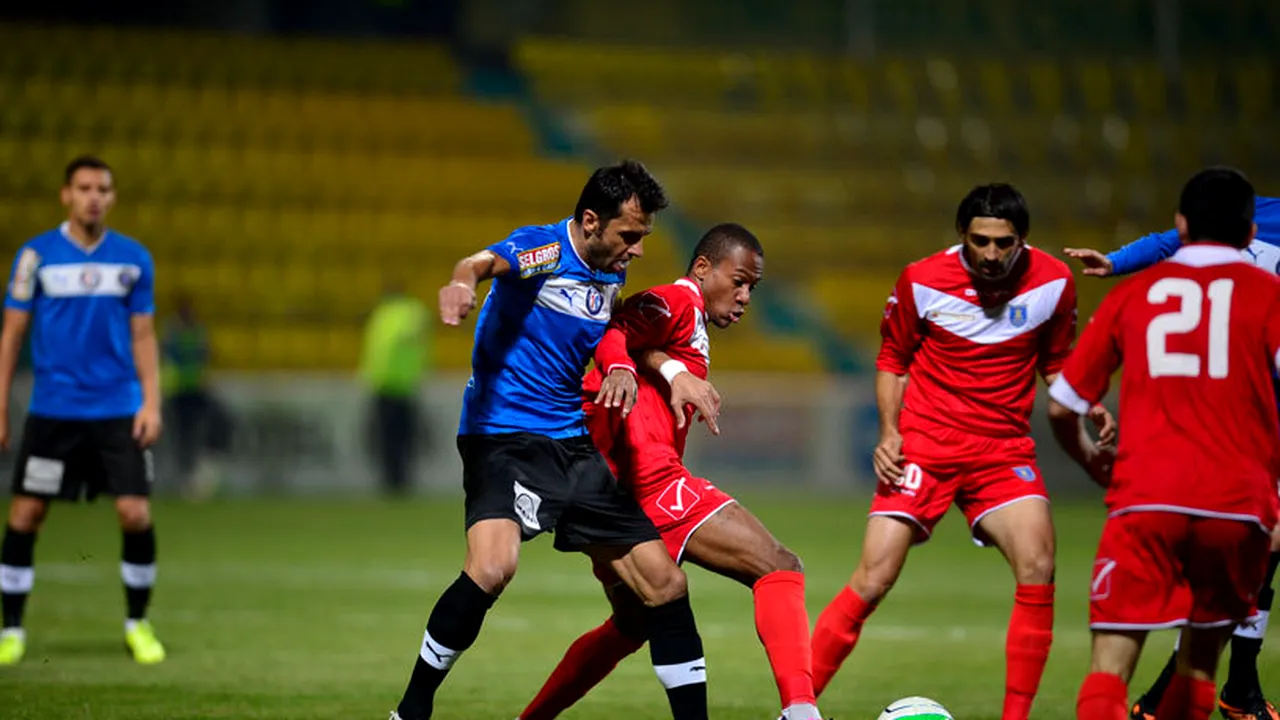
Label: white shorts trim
xmin=969 ymin=495 xmax=1051 ymax=547
xmin=1091 ymin=619 xmax=1188 ymax=631
xmin=867 ymin=511 xmax=932 ymax=541
xmin=1189 ymin=619 xmax=1239 ymax=629
xmin=674 ymin=499 xmax=736 ymax=564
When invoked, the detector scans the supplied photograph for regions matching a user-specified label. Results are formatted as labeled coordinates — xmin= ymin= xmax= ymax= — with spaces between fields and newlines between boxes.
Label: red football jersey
xmin=1050 ymin=243 xmax=1280 ymax=531
xmin=587 ymin=278 xmax=709 ymax=459
xmin=878 ymin=245 xmax=1077 ymax=438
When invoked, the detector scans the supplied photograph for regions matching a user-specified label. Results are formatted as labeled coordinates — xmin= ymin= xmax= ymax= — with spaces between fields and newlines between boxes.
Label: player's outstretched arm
xmin=872 ymin=371 xmax=907 ymax=483
xmin=640 ymin=349 xmax=720 ymax=435
xmin=439 ymin=250 xmax=510 ymax=326
xmin=1065 ymin=228 xmax=1180 ymax=278
xmin=0 ymin=309 xmax=30 ymax=450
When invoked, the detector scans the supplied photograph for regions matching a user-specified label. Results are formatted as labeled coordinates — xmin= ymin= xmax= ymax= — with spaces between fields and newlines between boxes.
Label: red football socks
xmin=811 ymin=585 xmax=876 ymax=697
xmin=1154 ymin=674 xmax=1217 ymax=720
xmin=519 ymin=616 xmax=645 ymax=720
xmin=753 ymin=570 xmax=817 ymax=708
xmin=1076 ymin=671 xmax=1129 ymax=720
xmin=1004 ymin=583 xmax=1055 ymax=720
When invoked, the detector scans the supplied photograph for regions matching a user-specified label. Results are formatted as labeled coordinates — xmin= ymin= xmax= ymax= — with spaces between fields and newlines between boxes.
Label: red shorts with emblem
xmin=869 ymin=413 xmax=1048 ymax=545
xmin=584 ymin=383 xmax=737 ymax=565
xmin=1089 ymin=511 xmax=1271 ymax=630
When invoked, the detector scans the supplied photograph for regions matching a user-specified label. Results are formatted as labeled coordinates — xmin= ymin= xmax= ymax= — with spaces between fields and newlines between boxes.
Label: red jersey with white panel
xmin=585 ymin=278 xmax=733 ymax=562
xmin=878 ymin=245 xmax=1078 ymax=438
xmin=1049 ymin=244 xmax=1280 ymax=532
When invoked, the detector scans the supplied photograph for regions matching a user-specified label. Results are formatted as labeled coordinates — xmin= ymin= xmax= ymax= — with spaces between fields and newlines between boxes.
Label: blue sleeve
xmin=487 ymin=227 xmax=561 ymax=281
xmin=128 ymin=249 xmax=156 ymax=315
xmin=4 ymin=244 xmax=41 ymax=312
xmin=1104 ymin=228 xmax=1181 ymax=276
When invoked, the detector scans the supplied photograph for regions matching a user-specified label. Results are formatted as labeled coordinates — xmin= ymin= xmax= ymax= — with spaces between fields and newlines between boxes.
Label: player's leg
xmin=518 ymin=562 xmax=648 ymax=720
xmin=0 ymin=496 xmax=50 ymax=664
xmin=811 ymin=514 xmax=916 ymax=697
xmin=680 ymin=500 xmax=820 ymax=720
xmin=973 ymin=496 xmax=1056 ymax=720
xmin=1151 ymin=625 xmax=1234 ymax=720
xmin=1 ymin=415 xmax=81 ymax=665
xmin=1077 ymin=630 xmax=1148 ymax=720
xmin=91 ymin=417 xmax=166 ymax=663
xmin=397 ymin=433 xmax=561 ymax=720
xmin=1218 ymin=524 xmax=1280 ymax=719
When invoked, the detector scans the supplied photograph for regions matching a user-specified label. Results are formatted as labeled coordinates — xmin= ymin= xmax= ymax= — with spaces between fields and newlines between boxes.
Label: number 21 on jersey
xmin=1146 ymin=277 xmax=1233 ymax=379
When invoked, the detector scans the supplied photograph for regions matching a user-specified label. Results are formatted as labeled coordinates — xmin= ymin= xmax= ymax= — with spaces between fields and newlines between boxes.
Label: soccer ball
xmin=876 ymin=696 xmax=954 ymax=720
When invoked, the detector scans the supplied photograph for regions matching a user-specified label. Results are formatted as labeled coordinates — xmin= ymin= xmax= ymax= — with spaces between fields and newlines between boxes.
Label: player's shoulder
xmin=105 ymin=230 xmax=153 ymax=261
xmin=624 ymin=279 xmax=694 ymax=314
xmin=500 ymin=219 xmax=574 ymax=280
xmin=901 ymin=245 xmax=962 ymax=282
xmin=17 ymin=227 xmax=64 ymax=255
xmin=1024 ymin=245 xmax=1073 ymax=280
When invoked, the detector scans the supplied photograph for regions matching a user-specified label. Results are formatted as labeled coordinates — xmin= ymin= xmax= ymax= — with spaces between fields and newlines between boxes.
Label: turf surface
xmin=1 ymin=494 xmax=1274 ymax=719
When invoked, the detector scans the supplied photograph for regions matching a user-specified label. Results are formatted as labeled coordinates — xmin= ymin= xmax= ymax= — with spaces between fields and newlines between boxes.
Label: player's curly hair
xmin=955 ymin=183 xmax=1030 ymax=238
xmin=1180 ymin=166 xmax=1255 ymax=249
xmin=687 ymin=223 xmax=763 ymax=272
xmin=574 ymin=159 xmax=669 ymax=227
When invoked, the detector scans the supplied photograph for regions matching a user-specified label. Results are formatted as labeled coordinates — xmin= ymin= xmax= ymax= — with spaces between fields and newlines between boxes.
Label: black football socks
xmin=122 ymin=526 xmax=157 ymax=622
xmin=0 ymin=527 xmax=36 ymax=629
xmin=397 ymin=572 xmax=496 ymax=720
xmin=647 ymin=594 xmax=709 ymax=720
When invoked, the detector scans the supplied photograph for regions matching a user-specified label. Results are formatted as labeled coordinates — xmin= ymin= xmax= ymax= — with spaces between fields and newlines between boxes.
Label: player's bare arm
xmin=642 ymin=349 xmax=721 ymax=435
xmin=0 ymin=308 xmax=30 ymax=450
xmin=439 ymin=250 xmax=511 ymax=326
xmin=1063 ymin=247 xmax=1114 ymax=277
xmin=1046 ymin=395 xmax=1114 ymax=488
xmin=130 ymin=313 xmax=163 ymax=448
xmin=1044 ymin=370 xmax=1117 ymax=449
xmin=872 ymin=370 xmax=908 ymax=483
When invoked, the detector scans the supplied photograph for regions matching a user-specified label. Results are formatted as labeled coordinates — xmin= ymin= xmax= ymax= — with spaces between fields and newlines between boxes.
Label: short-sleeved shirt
xmin=1050 ymin=243 xmax=1280 ymax=532
xmin=5 ymin=223 xmax=155 ymax=420
xmin=459 ymin=218 xmax=625 ymax=439
xmin=877 ymin=245 xmax=1078 ymax=438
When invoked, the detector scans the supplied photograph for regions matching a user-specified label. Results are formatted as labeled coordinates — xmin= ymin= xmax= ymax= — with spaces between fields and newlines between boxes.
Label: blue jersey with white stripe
xmin=1106 ymin=196 xmax=1280 ymax=275
xmin=459 ymin=218 xmax=624 ymax=439
xmin=4 ymin=224 xmax=155 ymax=419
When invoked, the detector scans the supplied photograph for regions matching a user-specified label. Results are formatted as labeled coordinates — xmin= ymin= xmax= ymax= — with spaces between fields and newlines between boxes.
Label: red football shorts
xmin=869 ymin=414 xmax=1048 ymax=545
xmin=1089 ymin=511 xmax=1272 ymax=630
xmin=584 ymin=383 xmax=736 ymax=567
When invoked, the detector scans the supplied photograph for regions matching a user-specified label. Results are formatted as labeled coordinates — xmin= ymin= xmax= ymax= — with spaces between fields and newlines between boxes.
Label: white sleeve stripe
xmin=1048 ymin=375 xmax=1093 ymax=415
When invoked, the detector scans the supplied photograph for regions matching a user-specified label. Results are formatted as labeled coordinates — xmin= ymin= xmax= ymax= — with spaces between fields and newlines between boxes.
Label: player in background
xmin=0 ymin=156 xmax=164 ymax=666
xmin=1064 ymin=196 xmax=1280 ymax=720
xmin=809 ymin=184 xmax=1115 ymax=720
xmin=1050 ymin=167 xmax=1280 ymax=720
xmin=393 ymin=161 xmax=711 ymax=720
xmin=517 ymin=224 xmax=825 ymax=720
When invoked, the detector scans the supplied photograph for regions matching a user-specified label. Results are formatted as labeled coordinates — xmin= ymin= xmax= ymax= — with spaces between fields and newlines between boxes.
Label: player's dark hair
xmin=574 ymin=159 xmax=668 ymax=226
xmin=64 ymin=155 xmax=111 ymax=185
xmin=955 ymin=183 xmax=1030 ymax=238
xmin=1179 ymin=166 xmax=1256 ymax=249
xmin=687 ymin=223 xmax=764 ymax=273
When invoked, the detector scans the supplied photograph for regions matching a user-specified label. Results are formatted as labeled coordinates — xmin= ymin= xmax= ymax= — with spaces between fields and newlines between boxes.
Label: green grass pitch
xmin=1 ymin=494 xmax=1275 ymax=719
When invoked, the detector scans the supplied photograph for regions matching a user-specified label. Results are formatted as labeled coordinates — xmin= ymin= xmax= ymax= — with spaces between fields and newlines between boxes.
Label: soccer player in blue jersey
xmin=1065 ymin=193 xmax=1280 ymax=720
xmin=0 ymin=156 xmax=165 ymax=666
xmin=392 ymin=160 xmax=710 ymax=720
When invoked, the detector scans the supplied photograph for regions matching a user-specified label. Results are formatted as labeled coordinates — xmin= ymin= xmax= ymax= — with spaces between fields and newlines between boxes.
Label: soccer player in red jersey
xmin=1049 ymin=167 xmax=1280 ymax=720
xmin=516 ymin=223 xmax=826 ymax=720
xmin=809 ymin=184 xmax=1114 ymax=720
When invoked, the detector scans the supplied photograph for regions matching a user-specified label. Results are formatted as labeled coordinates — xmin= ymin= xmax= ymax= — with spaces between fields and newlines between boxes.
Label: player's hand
xmin=669 ymin=373 xmax=721 ymax=436
xmin=1063 ymin=248 xmax=1114 ymax=278
xmin=1085 ymin=445 xmax=1116 ymax=488
xmin=0 ymin=411 xmax=9 ymax=451
xmin=873 ymin=431 xmax=906 ymax=484
xmin=596 ymin=368 xmax=639 ymax=417
xmin=1088 ymin=404 xmax=1117 ymax=450
xmin=439 ymin=281 xmax=477 ymax=326
xmin=133 ymin=404 xmax=162 ymax=448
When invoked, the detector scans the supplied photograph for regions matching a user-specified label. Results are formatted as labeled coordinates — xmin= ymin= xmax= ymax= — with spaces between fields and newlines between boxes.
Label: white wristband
xmin=658 ymin=359 xmax=689 ymax=384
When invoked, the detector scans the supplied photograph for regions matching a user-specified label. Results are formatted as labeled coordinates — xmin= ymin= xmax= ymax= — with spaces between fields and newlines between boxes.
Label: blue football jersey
xmin=4 ymin=223 xmax=155 ymax=419
xmin=459 ymin=218 xmax=624 ymax=439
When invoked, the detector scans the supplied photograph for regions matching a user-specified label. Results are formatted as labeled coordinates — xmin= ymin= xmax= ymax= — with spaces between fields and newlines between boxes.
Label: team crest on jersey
xmin=1008 ymin=304 xmax=1028 ymax=327
xmin=516 ymin=242 xmax=561 ymax=278
xmin=1012 ymin=465 xmax=1036 ymax=481
xmin=117 ymin=267 xmax=138 ymax=291
xmin=79 ymin=266 xmax=102 ymax=290
xmin=585 ymin=285 xmax=607 ymax=317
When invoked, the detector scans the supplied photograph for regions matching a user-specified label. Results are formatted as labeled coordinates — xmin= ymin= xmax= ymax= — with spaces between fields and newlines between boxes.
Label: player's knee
xmin=465 ymin=559 xmax=518 ymax=596
xmin=1013 ymin=548 xmax=1055 ymax=585
xmin=771 ymin=546 xmax=804 ymax=574
xmin=7 ymin=497 xmax=49 ymax=533
xmin=641 ymin=564 xmax=688 ymax=606
xmin=114 ymin=498 xmax=152 ymax=532
xmin=851 ymin=559 xmax=899 ymax=604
